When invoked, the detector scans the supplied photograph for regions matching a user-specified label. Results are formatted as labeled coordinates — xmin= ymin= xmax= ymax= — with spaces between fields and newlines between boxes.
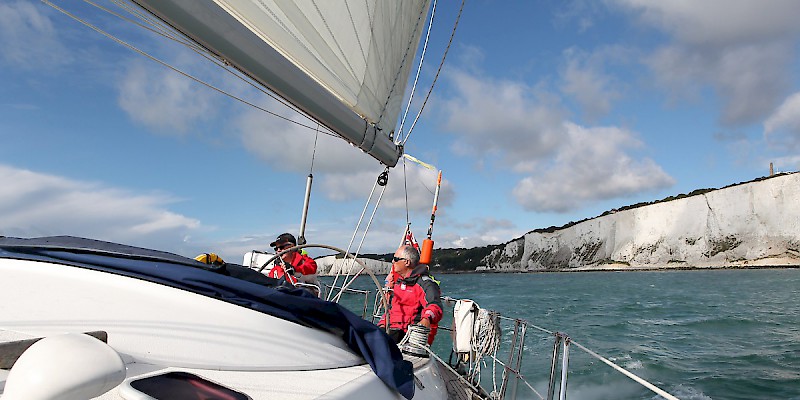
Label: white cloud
xmin=0 ymin=164 xmax=202 ymax=253
xmin=614 ymin=0 xmax=800 ymax=46
xmin=768 ymin=155 xmax=800 ymax=173
xmin=0 ymin=2 xmax=72 ymax=68
xmin=559 ymin=47 xmax=627 ymax=122
xmin=237 ymin=106 xmax=375 ymax=173
xmin=1 ymin=3 xmax=223 ymax=135
xmin=764 ymin=92 xmax=800 ymax=149
xmin=237 ymin=105 xmax=453 ymax=212
xmin=617 ymin=1 xmax=799 ymax=126
xmin=553 ymin=1 xmax=599 ymax=34
xmin=439 ymin=68 xmax=673 ymax=213
xmin=647 ymin=43 xmax=791 ymax=126
xmin=437 ymin=217 xmax=521 ymax=249
xmin=320 ymin=164 xmax=452 ymax=211
xmin=512 ymin=122 xmax=674 ymax=212
xmin=118 ymin=60 xmax=217 ymax=134
xmin=441 ymin=70 xmax=566 ymax=172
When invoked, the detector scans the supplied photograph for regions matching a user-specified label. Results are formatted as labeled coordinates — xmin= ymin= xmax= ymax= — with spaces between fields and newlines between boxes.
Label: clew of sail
xmin=131 ymin=0 xmax=432 ymax=167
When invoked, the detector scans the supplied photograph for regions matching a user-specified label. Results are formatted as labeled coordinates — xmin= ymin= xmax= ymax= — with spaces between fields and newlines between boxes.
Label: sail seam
xmin=313 ymin=1 xmax=359 ymax=82
xmin=403 ymin=0 xmax=465 ymax=145
xmin=397 ymin=0 xmax=437 ymax=143
xmin=376 ymin=2 xmax=430 ymax=127
xmin=254 ymin=0 xmax=357 ymax=108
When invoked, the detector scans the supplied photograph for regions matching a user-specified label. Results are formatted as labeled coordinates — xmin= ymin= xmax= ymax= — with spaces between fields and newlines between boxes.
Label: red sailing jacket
xmin=267 ymin=252 xmax=317 ymax=284
xmin=379 ymin=265 xmax=443 ymax=344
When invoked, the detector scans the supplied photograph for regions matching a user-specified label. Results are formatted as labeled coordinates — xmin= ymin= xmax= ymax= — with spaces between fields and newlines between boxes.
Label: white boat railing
xmin=249 ymin=252 xmax=679 ymax=400
xmin=438 ymin=296 xmax=680 ymax=400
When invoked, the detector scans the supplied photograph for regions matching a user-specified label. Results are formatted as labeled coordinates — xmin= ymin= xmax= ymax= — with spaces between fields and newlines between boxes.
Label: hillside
xmin=484 ymin=172 xmax=800 ymax=271
xmin=319 ymin=172 xmax=799 ymax=274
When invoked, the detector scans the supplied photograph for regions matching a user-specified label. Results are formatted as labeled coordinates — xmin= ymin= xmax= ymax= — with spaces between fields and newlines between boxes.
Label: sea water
xmin=332 ymin=269 xmax=800 ymax=400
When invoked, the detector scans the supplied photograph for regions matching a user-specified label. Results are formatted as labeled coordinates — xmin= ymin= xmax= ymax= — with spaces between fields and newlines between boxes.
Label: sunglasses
xmin=274 ymin=244 xmax=294 ymax=251
xmin=392 ymin=256 xmax=407 ymax=262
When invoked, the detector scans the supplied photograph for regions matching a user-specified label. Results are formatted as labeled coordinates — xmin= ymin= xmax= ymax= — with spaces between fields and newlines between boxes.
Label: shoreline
xmin=433 ymin=258 xmax=800 ymax=275
xmin=319 ymin=264 xmax=800 ymax=277
xmin=318 ymin=256 xmax=800 ymax=276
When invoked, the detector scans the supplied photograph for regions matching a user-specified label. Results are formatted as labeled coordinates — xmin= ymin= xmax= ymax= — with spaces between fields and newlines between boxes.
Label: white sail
xmin=132 ymin=0 xmax=431 ymax=167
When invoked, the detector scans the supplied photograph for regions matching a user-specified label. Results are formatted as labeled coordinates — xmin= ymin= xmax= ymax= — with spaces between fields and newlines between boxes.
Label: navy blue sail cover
xmin=0 ymin=236 xmax=414 ymax=399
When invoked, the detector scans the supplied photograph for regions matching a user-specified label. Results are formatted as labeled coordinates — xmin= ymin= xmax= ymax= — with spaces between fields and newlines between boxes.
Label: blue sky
xmin=2 ymin=1 xmax=800 ymax=262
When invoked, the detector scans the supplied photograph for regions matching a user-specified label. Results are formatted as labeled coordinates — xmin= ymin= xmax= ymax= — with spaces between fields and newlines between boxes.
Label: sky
xmin=2 ymin=0 xmax=800 ymax=263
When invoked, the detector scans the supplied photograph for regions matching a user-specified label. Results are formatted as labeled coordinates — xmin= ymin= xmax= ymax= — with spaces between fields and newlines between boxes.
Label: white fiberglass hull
xmin=0 ymin=256 xmax=448 ymax=399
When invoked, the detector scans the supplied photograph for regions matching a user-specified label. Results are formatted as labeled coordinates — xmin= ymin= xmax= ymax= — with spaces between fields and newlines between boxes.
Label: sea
xmin=329 ymin=268 xmax=800 ymax=400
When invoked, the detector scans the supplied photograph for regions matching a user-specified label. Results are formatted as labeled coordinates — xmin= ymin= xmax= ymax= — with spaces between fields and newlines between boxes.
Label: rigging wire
xmin=397 ymin=0 xmax=437 ymax=141
xmin=328 ymin=169 xmax=391 ymax=303
xmin=99 ymin=0 xmax=203 ymax=51
xmin=402 ymin=0 xmax=466 ymax=145
xmin=327 ymin=169 xmax=385 ymax=301
xmin=62 ymin=0 xmax=451 ymax=291
xmin=47 ymin=0 xmax=339 ymax=139
xmin=332 ymin=180 xmax=389 ymax=303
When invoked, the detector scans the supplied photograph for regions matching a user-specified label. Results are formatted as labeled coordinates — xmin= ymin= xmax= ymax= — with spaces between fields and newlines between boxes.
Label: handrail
xmin=570 ymin=340 xmax=679 ymax=400
xmin=439 ymin=296 xmax=679 ymax=400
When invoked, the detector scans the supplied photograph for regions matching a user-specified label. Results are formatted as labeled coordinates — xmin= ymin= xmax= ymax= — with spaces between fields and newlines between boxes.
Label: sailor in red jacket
xmin=379 ymin=245 xmax=443 ymax=345
xmin=267 ymin=233 xmax=317 ymax=285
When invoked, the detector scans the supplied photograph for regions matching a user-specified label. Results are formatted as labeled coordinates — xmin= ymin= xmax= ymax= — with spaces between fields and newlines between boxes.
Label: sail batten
xmin=131 ymin=0 xmax=431 ymax=166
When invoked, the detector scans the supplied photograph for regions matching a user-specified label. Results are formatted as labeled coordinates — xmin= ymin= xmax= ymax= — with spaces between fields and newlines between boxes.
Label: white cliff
xmin=316 ymin=255 xmax=391 ymax=276
xmin=485 ymin=173 xmax=800 ymax=271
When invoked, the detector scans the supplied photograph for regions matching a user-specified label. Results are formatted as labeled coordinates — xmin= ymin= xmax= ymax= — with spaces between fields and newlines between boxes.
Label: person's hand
xmin=419 ymin=317 xmax=431 ymax=328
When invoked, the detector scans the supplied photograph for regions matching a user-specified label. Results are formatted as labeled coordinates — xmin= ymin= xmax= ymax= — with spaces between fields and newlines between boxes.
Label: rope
xmin=398 ymin=324 xmax=430 ymax=357
xmin=473 ymin=309 xmax=501 ymax=356
xmin=467 ymin=308 xmax=501 ymax=388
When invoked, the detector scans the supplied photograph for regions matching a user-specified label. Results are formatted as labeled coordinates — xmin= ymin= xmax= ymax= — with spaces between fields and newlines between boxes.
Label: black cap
xmin=270 ymin=233 xmax=296 ymax=248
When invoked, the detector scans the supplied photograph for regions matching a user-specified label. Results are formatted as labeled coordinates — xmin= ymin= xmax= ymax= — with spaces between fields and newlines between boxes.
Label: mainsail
xmin=132 ymin=0 xmax=432 ymax=167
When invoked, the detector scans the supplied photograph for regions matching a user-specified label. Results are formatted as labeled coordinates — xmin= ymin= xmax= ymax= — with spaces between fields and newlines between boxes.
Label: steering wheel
xmin=257 ymin=243 xmax=388 ymax=312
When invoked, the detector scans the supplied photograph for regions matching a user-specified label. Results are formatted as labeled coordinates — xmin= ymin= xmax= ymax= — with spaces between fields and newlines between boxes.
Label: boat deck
xmin=405 ymin=353 xmax=485 ymax=400
xmin=439 ymin=362 xmax=484 ymax=400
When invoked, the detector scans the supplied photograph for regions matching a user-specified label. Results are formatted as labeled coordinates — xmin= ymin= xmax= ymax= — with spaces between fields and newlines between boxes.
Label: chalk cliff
xmin=484 ymin=173 xmax=800 ymax=271
xmin=317 ymin=255 xmax=391 ymax=276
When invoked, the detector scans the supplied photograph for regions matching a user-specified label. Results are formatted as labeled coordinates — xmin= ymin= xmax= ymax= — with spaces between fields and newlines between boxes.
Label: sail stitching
xmin=344 ymin=1 xmax=369 ymax=71
xmin=376 ymin=2 xmax=430 ymax=126
xmin=402 ymin=0 xmax=465 ymax=145
xmin=256 ymin=0 xmax=356 ymax=106
xmin=397 ymin=0 xmax=437 ymax=143
xmin=313 ymin=1 xmax=359 ymax=81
